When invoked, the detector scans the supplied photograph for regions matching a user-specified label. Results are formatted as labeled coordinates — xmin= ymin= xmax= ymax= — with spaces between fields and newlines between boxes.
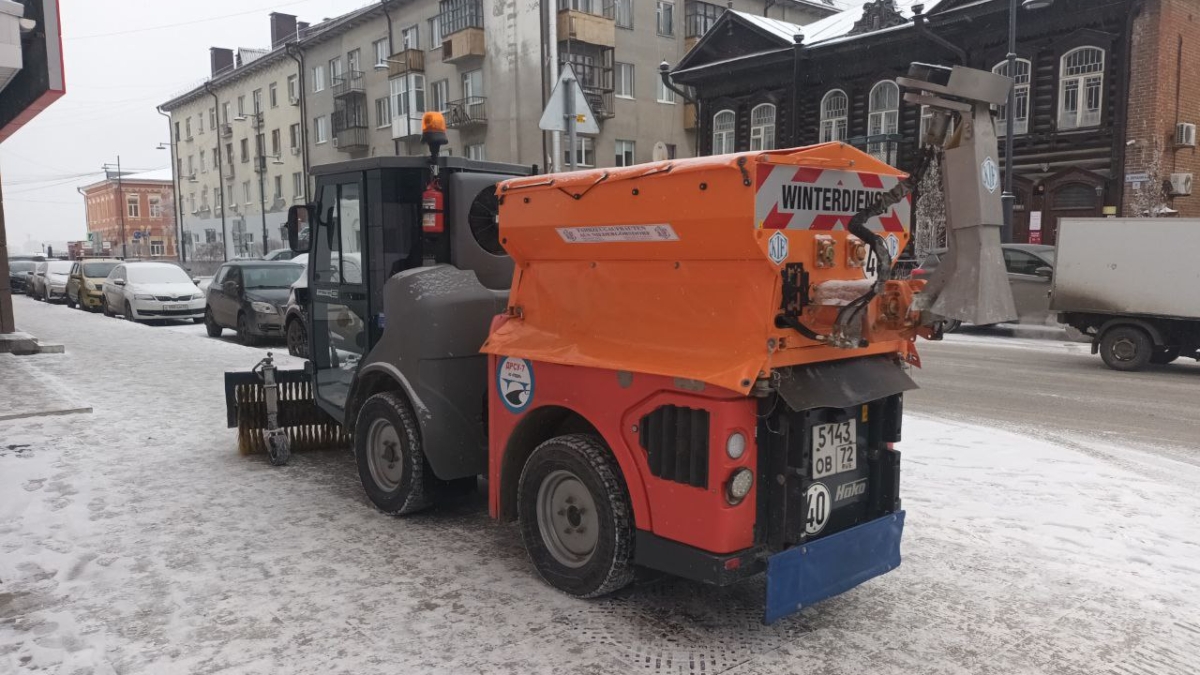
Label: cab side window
xmin=312 ymin=184 xmax=339 ymax=285
xmin=212 ymin=266 xmax=228 ymax=285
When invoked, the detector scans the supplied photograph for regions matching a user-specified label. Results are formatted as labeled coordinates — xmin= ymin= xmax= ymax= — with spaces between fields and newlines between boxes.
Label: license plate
xmin=812 ymin=420 xmax=857 ymax=479
xmin=166 ymin=304 xmax=185 ymax=311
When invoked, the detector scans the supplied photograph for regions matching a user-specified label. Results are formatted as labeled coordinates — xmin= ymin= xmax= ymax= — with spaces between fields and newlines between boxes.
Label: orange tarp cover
xmin=481 ymin=145 xmax=909 ymax=394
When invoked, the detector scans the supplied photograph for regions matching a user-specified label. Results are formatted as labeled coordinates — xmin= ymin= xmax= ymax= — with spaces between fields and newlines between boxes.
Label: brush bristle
xmin=233 ymin=381 xmax=351 ymax=455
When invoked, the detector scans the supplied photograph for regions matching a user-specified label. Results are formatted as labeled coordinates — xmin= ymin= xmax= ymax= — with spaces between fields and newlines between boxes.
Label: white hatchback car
xmin=101 ymin=262 xmax=205 ymax=323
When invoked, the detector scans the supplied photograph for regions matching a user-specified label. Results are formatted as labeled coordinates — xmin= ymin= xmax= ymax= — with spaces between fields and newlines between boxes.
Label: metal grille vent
xmin=638 ymin=406 xmax=709 ymax=488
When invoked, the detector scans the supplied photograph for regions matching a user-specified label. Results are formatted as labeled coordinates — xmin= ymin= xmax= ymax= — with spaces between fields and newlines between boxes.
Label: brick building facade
xmin=80 ymin=169 xmax=177 ymax=260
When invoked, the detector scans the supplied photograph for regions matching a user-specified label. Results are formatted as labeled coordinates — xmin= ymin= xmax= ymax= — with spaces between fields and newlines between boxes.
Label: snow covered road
xmin=3 ymin=296 xmax=1200 ymax=674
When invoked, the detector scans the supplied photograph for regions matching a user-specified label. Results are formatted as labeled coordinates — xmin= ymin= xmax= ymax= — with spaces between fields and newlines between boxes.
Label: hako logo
xmin=497 ymin=357 xmax=535 ymax=413
xmin=981 ymin=157 xmax=1000 ymax=194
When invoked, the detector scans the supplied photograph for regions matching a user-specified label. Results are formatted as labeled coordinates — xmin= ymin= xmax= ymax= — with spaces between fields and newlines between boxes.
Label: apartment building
xmin=161 ymin=1 xmax=837 ymax=266
xmin=160 ymin=14 xmax=310 ymax=268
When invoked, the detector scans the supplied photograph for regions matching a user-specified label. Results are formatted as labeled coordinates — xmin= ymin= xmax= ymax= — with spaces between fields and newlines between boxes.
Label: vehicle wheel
xmin=192 ymin=317 xmax=204 ymax=324
xmin=517 ymin=434 xmax=634 ymax=599
xmin=101 ymin=297 xmax=114 ymax=317
xmin=286 ymin=317 xmax=308 ymax=358
xmin=942 ymin=319 xmax=962 ymax=334
xmin=1099 ymin=326 xmax=1153 ymax=372
xmin=66 ymin=293 xmax=76 ymax=309
xmin=236 ymin=312 xmax=257 ymax=346
xmin=1150 ymin=347 xmax=1180 ymax=365
xmin=354 ymin=391 xmax=433 ymax=515
xmin=124 ymin=301 xmax=137 ymax=322
xmin=204 ymin=308 xmax=222 ymax=337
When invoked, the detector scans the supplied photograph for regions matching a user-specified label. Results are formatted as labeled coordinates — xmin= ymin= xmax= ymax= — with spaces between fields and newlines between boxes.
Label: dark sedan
xmin=8 ymin=259 xmax=40 ymax=294
xmin=914 ymin=244 xmax=1057 ymax=328
xmin=203 ymin=261 xmax=304 ymax=345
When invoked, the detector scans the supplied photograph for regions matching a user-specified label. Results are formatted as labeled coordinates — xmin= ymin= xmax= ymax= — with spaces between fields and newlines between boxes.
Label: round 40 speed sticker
xmin=805 ymin=482 xmax=831 ymax=535
xmin=497 ymin=357 xmax=535 ymax=413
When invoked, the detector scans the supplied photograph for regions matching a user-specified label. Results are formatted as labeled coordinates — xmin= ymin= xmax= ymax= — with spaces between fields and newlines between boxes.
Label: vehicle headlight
xmin=85 ymin=281 xmax=97 ymax=291
xmin=134 ymin=294 xmax=155 ymax=300
xmin=192 ymin=293 xmax=204 ymax=300
xmin=726 ymin=468 xmax=754 ymax=505
xmin=251 ymin=301 xmax=277 ymax=314
xmin=726 ymin=432 xmax=746 ymax=460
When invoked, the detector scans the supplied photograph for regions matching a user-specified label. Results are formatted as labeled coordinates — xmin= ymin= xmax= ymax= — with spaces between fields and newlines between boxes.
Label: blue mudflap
xmin=764 ymin=511 xmax=905 ymax=624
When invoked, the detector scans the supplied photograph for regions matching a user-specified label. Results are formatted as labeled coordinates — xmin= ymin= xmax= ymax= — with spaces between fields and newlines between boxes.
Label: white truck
xmin=1052 ymin=218 xmax=1200 ymax=371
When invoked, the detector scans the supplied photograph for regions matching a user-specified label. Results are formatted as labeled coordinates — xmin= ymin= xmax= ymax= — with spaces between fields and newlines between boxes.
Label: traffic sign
xmin=538 ymin=65 xmax=599 ymax=135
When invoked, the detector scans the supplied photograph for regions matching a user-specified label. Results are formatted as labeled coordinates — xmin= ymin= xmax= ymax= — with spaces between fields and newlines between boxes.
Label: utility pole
xmin=0 ymin=170 xmax=14 ymax=334
xmin=256 ymin=123 xmax=269 ymax=257
xmin=103 ymin=158 xmax=128 ymax=258
xmin=564 ymin=70 xmax=577 ymax=171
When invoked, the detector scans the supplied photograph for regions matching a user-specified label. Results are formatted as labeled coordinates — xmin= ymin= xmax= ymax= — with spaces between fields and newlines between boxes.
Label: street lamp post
xmin=1003 ymin=0 xmax=1055 ymax=244
xmin=102 ymin=158 xmax=128 ymax=259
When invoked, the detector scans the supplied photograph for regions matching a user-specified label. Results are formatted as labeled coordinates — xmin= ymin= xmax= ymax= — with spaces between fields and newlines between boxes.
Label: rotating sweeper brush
xmin=223 ymin=353 xmax=349 ymax=460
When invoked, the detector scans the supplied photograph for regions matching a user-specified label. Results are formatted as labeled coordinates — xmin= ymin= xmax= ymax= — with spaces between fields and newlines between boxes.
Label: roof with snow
xmin=78 ymin=168 xmax=174 ymax=193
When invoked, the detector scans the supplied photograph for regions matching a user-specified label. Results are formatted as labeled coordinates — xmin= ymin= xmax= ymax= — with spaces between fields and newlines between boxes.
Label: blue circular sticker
xmin=497 ymin=357 xmax=535 ymax=413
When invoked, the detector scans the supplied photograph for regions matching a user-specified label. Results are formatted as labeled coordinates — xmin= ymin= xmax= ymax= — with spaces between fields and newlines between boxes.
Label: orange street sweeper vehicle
xmin=226 ymin=63 xmax=1016 ymax=623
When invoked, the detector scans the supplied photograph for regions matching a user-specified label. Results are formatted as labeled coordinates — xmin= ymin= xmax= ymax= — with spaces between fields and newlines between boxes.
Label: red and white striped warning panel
xmin=754 ymin=164 xmax=912 ymax=233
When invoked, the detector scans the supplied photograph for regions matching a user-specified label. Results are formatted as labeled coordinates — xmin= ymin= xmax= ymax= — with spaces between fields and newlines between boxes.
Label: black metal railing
xmin=332 ymin=106 xmax=369 ymax=134
xmin=445 ymin=96 xmax=488 ymax=128
xmin=334 ymin=127 xmax=369 ymax=150
xmin=560 ymin=55 xmax=614 ymax=119
xmin=332 ymin=70 xmax=365 ymax=98
xmin=439 ymin=0 xmax=483 ymax=36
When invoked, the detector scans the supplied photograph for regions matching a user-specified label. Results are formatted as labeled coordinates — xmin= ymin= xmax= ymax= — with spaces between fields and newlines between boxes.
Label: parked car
xmin=7 ymin=259 xmax=39 ymax=294
xmin=101 ymin=262 xmax=205 ymax=323
xmin=204 ymin=260 xmax=305 ymax=345
xmin=192 ymin=276 xmax=214 ymax=294
xmin=283 ymin=253 xmax=309 ymax=357
xmin=914 ymin=244 xmax=1056 ymax=329
xmin=66 ymin=259 xmax=121 ymax=311
xmin=263 ymin=248 xmax=298 ymax=261
xmin=29 ymin=260 xmax=73 ymax=302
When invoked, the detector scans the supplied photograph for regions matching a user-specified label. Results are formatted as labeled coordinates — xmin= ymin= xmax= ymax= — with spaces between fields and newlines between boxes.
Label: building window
xmin=274 ymin=175 xmax=283 ymax=200
xmin=867 ymin=80 xmax=899 ymax=161
xmin=374 ymin=38 xmax=390 ymax=66
xmin=174 ymin=121 xmax=180 ymax=141
xmin=1053 ymin=182 xmax=1098 ymax=210
xmin=253 ymin=88 xmax=262 ymax=113
xmin=149 ymin=196 xmax=162 ymax=218
xmin=430 ymin=79 xmax=450 ymax=112
xmin=240 ymin=138 xmax=250 ymax=162
xmin=657 ymin=0 xmax=674 ymax=36
xmin=820 ymin=89 xmax=848 ymax=143
xmin=347 ymin=48 xmax=361 ymax=73
xmin=313 ymin=65 xmax=326 ymax=92
xmin=314 ymin=116 xmax=328 ymax=144
xmin=209 ymin=107 xmax=217 ymax=129
xmin=150 ymin=240 xmax=164 ymax=256
xmin=462 ymin=69 xmax=483 ymax=98
xmin=615 ymin=62 xmax=634 ymax=98
xmin=666 ymin=143 xmax=677 ymax=159
xmin=222 ymin=101 xmax=231 ymax=124
xmin=615 ymin=0 xmax=633 ymax=29
xmin=329 ymin=57 xmax=343 ymax=81
xmin=243 ymin=181 xmax=252 ymax=203
xmin=205 ymin=228 xmax=218 ymax=243
xmin=466 ymin=143 xmax=486 ymax=161
xmin=428 ymin=16 xmax=442 ymax=48
xmin=392 ymin=74 xmax=427 ymax=120
xmin=287 ymin=75 xmax=298 ymax=103
xmin=750 ymin=103 xmax=776 ymax=151
xmin=289 ymin=123 xmax=301 ymax=150
xmin=293 ymin=172 xmax=304 ymax=198
xmin=656 ymin=76 xmax=675 ymax=104
xmin=615 ymin=139 xmax=635 ymax=166
xmin=564 ymin=136 xmax=595 ymax=167
xmin=401 ymin=25 xmax=419 ymax=50
xmin=267 ymin=83 xmax=277 ymax=108
xmin=376 ymin=97 xmax=392 ymax=127
xmin=993 ymin=59 xmax=1031 ymax=135
xmin=712 ymin=109 xmax=735 ymax=154
xmin=126 ymin=194 xmax=140 ymax=218
xmin=1059 ymin=47 xmax=1104 ymax=130
xmin=200 ymin=150 xmax=207 ymax=172
xmin=271 ymin=129 xmax=281 ymax=157
xmin=237 ymin=95 xmax=246 ymax=116
xmin=185 ymin=117 xmax=192 ymax=139
xmin=685 ymin=0 xmax=722 ymax=38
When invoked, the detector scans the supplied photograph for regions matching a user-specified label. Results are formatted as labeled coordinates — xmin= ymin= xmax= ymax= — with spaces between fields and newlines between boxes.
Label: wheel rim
xmin=536 ymin=469 xmax=599 ymax=569
xmin=288 ymin=321 xmax=305 ymax=353
xmin=1111 ymin=338 xmax=1137 ymax=362
xmin=365 ymin=418 xmax=405 ymax=492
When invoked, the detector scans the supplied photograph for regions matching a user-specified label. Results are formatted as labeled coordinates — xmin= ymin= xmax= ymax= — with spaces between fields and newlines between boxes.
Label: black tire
xmin=286 ymin=317 xmax=308 ymax=358
xmin=1099 ymin=326 xmax=1153 ymax=372
xmin=192 ymin=317 xmax=204 ymax=324
xmin=517 ymin=434 xmax=634 ymax=599
xmin=101 ymin=297 xmax=114 ymax=317
xmin=354 ymin=391 xmax=434 ymax=515
xmin=236 ymin=312 xmax=257 ymax=346
xmin=204 ymin=308 xmax=222 ymax=337
xmin=943 ymin=319 xmax=962 ymax=334
xmin=124 ymin=301 xmax=136 ymax=322
xmin=1150 ymin=347 xmax=1180 ymax=365
xmin=66 ymin=292 xmax=76 ymax=309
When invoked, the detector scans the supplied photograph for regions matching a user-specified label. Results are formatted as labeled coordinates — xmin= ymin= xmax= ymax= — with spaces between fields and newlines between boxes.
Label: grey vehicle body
xmin=205 ymin=261 xmax=304 ymax=339
xmin=299 ymin=158 xmax=523 ymax=480
xmin=1052 ymin=218 xmax=1200 ymax=370
xmin=8 ymin=259 xmax=38 ymax=293
xmin=916 ymin=244 xmax=1055 ymax=326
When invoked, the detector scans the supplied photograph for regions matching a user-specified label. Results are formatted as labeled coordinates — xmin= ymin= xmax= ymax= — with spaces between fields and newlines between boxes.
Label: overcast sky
xmin=0 ymin=0 xmax=378 ymax=255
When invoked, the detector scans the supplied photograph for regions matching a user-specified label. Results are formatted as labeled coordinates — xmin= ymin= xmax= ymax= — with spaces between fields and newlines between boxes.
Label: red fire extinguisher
xmin=422 ymin=177 xmax=444 ymax=234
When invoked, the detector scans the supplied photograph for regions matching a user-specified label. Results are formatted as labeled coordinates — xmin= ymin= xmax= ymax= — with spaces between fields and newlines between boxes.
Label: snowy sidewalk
xmin=0 ymin=353 xmax=92 ymax=422
xmin=2 ymin=295 xmax=1200 ymax=675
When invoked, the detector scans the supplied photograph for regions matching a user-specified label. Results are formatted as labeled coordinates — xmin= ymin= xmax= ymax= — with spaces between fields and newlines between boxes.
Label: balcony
xmin=223 ymin=164 xmax=235 ymax=180
xmin=440 ymin=0 xmax=485 ymax=63
xmin=332 ymin=108 xmax=369 ymax=151
xmin=253 ymin=156 xmax=267 ymax=174
xmin=392 ymin=114 xmax=422 ymax=140
xmin=386 ymin=50 xmax=423 ymax=78
xmin=250 ymin=112 xmax=265 ymax=130
xmin=445 ymin=97 xmax=488 ymax=129
xmin=332 ymin=70 xmax=366 ymax=98
xmin=220 ymin=123 xmax=233 ymax=138
xmin=557 ymin=2 xmax=615 ymax=49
